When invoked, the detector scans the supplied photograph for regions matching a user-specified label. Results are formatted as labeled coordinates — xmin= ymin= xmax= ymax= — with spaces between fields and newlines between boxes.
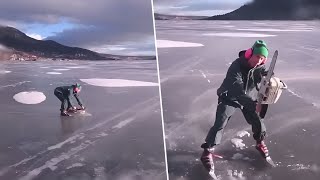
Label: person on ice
xmin=54 ymin=83 xmax=85 ymax=116
xmin=201 ymin=40 xmax=270 ymax=172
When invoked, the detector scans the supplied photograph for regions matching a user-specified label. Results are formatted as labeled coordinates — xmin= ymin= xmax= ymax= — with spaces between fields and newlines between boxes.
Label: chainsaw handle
xmin=280 ymin=80 xmax=287 ymax=89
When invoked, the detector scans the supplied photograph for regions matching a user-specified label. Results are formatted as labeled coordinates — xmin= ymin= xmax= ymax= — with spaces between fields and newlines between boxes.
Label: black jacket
xmin=54 ymin=85 xmax=83 ymax=107
xmin=217 ymin=51 xmax=267 ymax=111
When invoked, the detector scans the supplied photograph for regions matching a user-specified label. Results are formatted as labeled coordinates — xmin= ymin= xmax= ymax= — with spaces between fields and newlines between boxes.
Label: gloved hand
xmin=67 ymin=106 xmax=77 ymax=112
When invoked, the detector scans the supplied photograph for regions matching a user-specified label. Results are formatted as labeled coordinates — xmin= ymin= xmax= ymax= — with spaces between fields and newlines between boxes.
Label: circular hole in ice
xmin=13 ymin=91 xmax=46 ymax=104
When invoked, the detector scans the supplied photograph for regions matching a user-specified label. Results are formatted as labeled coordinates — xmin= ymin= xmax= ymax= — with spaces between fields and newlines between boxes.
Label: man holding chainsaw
xmin=201 ymin=40 xmax=270 ymax=172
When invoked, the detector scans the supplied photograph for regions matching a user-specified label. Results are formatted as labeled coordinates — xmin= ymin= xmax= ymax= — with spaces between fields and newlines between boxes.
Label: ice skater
xmin=54 ymin=83 xmax=85 ymax=116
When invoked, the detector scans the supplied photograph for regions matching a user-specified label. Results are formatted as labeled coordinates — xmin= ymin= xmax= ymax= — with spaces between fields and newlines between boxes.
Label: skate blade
xmin=266 ymin=156 xmax=277 ymax=167
xmin=209 ymin=169 xmax=218 ymax=180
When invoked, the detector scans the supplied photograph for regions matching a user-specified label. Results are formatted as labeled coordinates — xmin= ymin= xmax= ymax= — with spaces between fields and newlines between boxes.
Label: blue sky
xmin=154 ymin=0 xmax=253 ymax=16
xmin=0 ymin=0 xmax=155 ymax=56
xmin=20 ymin=19 xmax=77 ymax=40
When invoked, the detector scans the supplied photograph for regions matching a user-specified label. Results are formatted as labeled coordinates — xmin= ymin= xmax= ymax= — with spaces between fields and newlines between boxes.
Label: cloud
xmin=154 ymin=0 xmax=253 ymax=15
xmin=26 ymin=33 xmax=45 ymax=40
xmin=0 ymin=0 xmax=155 ymax=55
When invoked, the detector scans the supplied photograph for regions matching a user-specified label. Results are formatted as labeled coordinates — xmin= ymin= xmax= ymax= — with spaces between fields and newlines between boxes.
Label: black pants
xmin=205 ymin=97 xmax=267 ymax=146
xmin=54 ymin=89 xmax=71 ymax=112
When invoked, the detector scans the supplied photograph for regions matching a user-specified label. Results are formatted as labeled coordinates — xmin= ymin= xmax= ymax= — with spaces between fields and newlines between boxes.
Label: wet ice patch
xmin=237 ymin=28 xmax=312 ymax=32
xmin=232 ymin=153 xmax=245 ymax=160
xmin=80 ymin=78 xmax=158 ymax=87
xmin=66 ymin=163 xmax=84 ymax=169
xmin=46 ymin=72 xmax=62 ymax=75
xmin=203 ymin=32 xmax=276 ymax=37
xmin=112 ymin=118 xmax=135 ymax=129
xmin=157 ymin=40 xmax=204 ymax=48
xmin=13 ymin=91 xmax=46 ymax=104
xmin=231 ymin=138 xmax=246 ymax=150
xmin=311 ymin=164 xmax=320 ymax=173
xmin=19 ymin=141 xmax=47 ymax=152
xmin=236 ymin=131 xmax=250 ymax=138
xmin=231 ymin=153 xmax=254 ymax=161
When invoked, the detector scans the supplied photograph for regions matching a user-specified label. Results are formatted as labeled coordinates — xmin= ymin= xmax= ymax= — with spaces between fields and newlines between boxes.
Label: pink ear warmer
xmin=244 ymin=48 xmax=267 ymax=64
xmin=244 ymin=48 xmax=253 ymax=59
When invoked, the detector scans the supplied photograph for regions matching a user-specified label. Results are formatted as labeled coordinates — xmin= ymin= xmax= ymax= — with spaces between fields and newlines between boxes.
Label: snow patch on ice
xmin=112 ymin=118 xmax=135 ymax=129
xmin=95 ymin=132 xmax=108 ymax=138
xmin=231 ymin=138 xmax=246 ymax=150
xmin=46 ymin=72 xmax=62 ymax=75
xmin=157 ymin=40 xmax=204 ymax=48
xmin=94 ymin=167 xmax=106 ymax=180
xmin=199 ymin=70 xmax=207 ymax=78
xmin=80 ymin=78 xmax=158 ymax=87
xmin=0 ymin=81 xmax=31 ymax=89
xmin=226 ymin=169 xmax=246 ymax=179
xmin=287 ymin=89 xmax=303 ymax=99
xmin=0 ymin=70 xmax=11 ymax=74
xmin=236 ymin=131 xmax=250 ymax=138
xmin=66 ymin=163 xmax=84 ymax=169
xmin=53 ymin=69 xmax=70 ymax=71
xmin=289 ymin=164 xmax=312 ymax=171
xmin=19 ymin=155 xmax=71 ymax=180
xmin=237 ymin=28 xmax=313 ymax=32
xmin=19 ymin=142 xmax=91 ymax=180
xmin=68 ymin=66 xmax=87 ymax=69
xmin=203 ymin=32 xmax=276 ymax=38
xmin=13 ymin=91 xmax=46 ymax=104
xmin=47 ymin=135 xmax=81 ymax=150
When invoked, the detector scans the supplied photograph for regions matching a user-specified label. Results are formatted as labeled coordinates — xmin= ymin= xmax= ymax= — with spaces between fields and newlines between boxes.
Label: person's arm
xmin=73 ymin=93 xmax=84 ymax=108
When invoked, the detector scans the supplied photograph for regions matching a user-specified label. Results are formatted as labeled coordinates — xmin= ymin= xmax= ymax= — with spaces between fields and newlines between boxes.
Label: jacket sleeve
xmin=73 ymin=93 xmax=83 ymax=106
xmin=226 ymin=65 xmax=257 ymax=112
